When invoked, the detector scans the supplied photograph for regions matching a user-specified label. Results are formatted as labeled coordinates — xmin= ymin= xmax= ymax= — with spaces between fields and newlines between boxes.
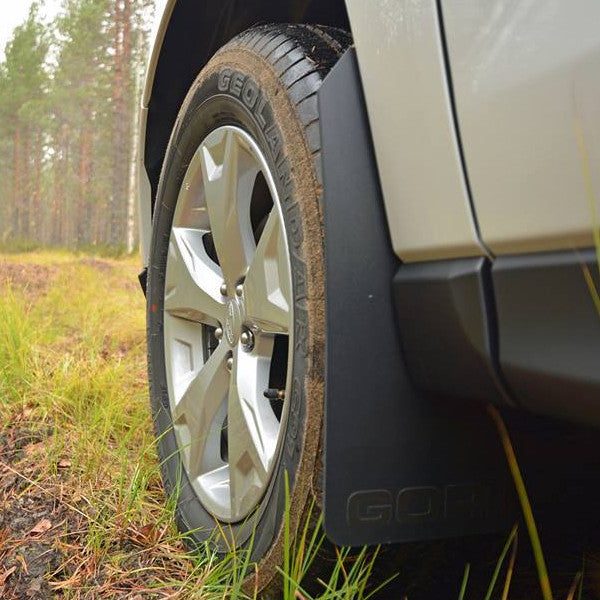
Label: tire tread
xmin=230 ymin=23 xmax=353 ymax=183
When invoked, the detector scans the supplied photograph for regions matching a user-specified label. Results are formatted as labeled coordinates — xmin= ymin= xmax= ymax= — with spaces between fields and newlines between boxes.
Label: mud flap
xmin=319 ymin=49 xmax=516 ymax=546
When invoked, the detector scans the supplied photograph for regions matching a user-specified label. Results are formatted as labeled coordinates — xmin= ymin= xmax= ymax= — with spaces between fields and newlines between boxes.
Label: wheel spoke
xmin=227 ymin=345 xmax=279 ymax=517
xmin=198 ymin=465 xmax=230 ymax=514
xmin=165 ymin=125 xmax=295 ymax=523
xmin=173 ymin=148 xmax=210 ymax=230
xmin=165 ymin=228 xmax=226 ymax=325
xmin=172 ymin=342 xmax=231 ymax=478
xmin=244 ymin=210 xmax=292 ymax=334
xmin=200 ymin=129 xmax=258 ymax=288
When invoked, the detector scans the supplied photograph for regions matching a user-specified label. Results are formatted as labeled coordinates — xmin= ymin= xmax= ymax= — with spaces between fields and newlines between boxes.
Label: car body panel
xmin=138 ymin=107 xmax=152 ymax=267
xmin=143 ymin=0 xmax=173 ymax=109
xmin=138 ymin=0 xmax=171 ymax=266
xmin=344 ymin=0 xmax=487 ymax=262
xmin=442 ymin=0 xmax=600 ymax=255
xmin=140 ymin=0 xmax=489 ymax=265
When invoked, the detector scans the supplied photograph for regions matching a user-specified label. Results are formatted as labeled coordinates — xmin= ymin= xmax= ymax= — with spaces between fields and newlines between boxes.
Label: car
xmin=137 ymin=0 xmax=600 ymax=594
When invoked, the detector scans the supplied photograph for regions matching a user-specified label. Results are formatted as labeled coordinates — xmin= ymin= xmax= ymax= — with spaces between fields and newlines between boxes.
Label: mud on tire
xmin=146 ymin=23 xmax=352 ymax=593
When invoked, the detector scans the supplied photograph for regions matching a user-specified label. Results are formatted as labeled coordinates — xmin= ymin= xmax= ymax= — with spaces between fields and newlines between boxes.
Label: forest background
xmin=0 ymin=0 xmax=156 ymax=254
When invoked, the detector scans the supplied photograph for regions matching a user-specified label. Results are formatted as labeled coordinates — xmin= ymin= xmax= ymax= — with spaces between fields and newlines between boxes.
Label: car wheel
xmin=147 ymin=23 xmax=352 ymax=592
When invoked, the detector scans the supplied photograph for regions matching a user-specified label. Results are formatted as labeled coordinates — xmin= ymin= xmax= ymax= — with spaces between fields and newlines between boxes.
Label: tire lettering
xmin=230 ymin=72 xmax=244 ymax=97
xmin=265 ymin=124 xmax=283 ymax=163
xmin=276 ymin=157 xmax=293 ymax=198
xmin=295 ymin=308 xmax=309 ymax=357
xmin=285 ymin=380 xmax=302 ymax=460
xmin=254 ymin=94 xmax=267 ymax=128
xmin=218 ymin=68 xmax=232 ymax=92
xmin=241 ymin=77 xmax=259 ymax=109
xmin=289 ymin=381 xmax=301 ymax=441
xmin=286 ymin=203 xmax=304 ymax=248
xmin=291 ymin=253 xmax=307 ymax=301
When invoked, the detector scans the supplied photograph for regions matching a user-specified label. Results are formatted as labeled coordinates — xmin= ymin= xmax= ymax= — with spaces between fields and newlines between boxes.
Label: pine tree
xmin=0 ymin=0 xmax=153 ymax=250
xmin=0 ymin=3 xmax=48 ymax=241
xmin=50 ymin=0 xmax=112 ymax=246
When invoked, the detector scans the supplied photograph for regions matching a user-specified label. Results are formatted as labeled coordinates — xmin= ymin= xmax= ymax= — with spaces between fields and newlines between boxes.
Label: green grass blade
xmin=457 ymin=563 xmax=470 ymax=600
xmin=483 ymin=525 xmax=518 ymax=600
xmin=488 ymin=405 xmax=554 ymax=600
xmin=501 ymin=527 xmax=518 ymax=600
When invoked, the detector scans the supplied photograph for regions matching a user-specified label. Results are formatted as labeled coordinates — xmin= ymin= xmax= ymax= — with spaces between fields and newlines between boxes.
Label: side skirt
xmin=493 ymin=249 xmax=600 ymax=426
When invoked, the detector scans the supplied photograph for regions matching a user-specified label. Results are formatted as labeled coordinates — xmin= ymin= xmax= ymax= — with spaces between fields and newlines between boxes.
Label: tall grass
xmin=0 ymin=252 xmax=391 ymax=599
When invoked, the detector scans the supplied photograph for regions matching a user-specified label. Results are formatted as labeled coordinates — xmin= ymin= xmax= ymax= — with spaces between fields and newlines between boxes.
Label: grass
xmin=0 ymin=252 xmax=202 ymax=596
xmin=0 ymin=251 xmax=390 ymax=599
xmin=1 ymin=250 xmax=595 ymax=599
xmin=0 ymin=252 xmax=237 ymax=596
xmin=0 ymin=239 xmax=130 ymax=258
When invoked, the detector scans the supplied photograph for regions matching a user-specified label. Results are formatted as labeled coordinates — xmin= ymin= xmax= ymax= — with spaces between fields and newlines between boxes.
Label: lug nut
xmin=264 ymin=388 xmax=286 ymax=401
xmin=236 ymin=284 xmax=244 ymax=297
xmin=240 ymin=329 xmax=255 ymax=351
xmin=226 ymin=357 xmax=233 ymax=372
xmin=220 ymin=283 xmax=228 ymax=296
xmin=215 ymin=327 xmax=223 ymax=341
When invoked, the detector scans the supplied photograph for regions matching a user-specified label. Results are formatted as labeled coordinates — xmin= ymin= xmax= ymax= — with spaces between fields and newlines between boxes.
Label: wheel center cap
xmin=225 ymin=299 xmax=243 ymax=346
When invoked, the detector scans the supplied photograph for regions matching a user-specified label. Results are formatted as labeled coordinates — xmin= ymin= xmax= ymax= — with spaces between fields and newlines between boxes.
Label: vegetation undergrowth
xmin=0 ymin=239 xmax=130 ymax=258
xmin=2 ymin=250 xmax=595 ymax=599
xmin=0 ymin=251 xmax=393 ymax=599
xmin=455 ymin=406 xmax=587 ymax=600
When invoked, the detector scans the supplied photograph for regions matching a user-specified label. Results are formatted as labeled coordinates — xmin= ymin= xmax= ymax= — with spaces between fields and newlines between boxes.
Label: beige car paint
xmin=138 ymin=0 xmax=174 ymax=266
xmin=344 ymin=0 xmax=487 ymax=262
xmin=442 ymin=0 xmax=600 ymax=255
xmin=139 ymin=0 xmax=598 ymax=265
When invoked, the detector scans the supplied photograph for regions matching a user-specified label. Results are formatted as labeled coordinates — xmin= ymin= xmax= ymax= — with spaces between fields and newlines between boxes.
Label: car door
xmin=441 ymin=0 xmax=600 ymax=255
xmin=440 ymin=1 xmax=600 ymax=423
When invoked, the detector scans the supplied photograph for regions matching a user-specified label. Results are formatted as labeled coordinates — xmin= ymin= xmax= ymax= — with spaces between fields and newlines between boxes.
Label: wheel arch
xmin=139 ymin=0 xmax=351 ymax=265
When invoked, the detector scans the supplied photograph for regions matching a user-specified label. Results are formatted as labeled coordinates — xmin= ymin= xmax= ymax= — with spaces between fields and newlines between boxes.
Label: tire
xmin=146 ymin=23 xmax=352 ymax=593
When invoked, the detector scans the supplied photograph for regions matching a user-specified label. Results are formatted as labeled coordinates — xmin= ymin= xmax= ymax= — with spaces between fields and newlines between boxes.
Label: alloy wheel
xmin=163 ymin=126 xmax=293 ymax=523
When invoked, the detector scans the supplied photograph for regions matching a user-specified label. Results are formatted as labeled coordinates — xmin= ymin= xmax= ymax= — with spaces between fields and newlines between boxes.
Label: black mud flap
xmin=139 ymin=267 xmax=148 ymax=297
xmin=319 ymin=49 xmax=516 ymax=547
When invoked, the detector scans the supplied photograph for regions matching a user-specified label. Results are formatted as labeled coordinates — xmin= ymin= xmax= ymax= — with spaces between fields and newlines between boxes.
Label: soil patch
xmin=0 ymin=262 xmax=59 ymax=297
xmin=0 ymin=422 xmax=69 ymax=599
xmin=79 ymin=258 xmax=114 ymax=273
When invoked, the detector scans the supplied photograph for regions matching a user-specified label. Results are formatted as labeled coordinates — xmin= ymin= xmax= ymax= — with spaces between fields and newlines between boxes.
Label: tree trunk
xmin=21 ymin=127 xmax=31 ymax=240
xmin=127 ymin=66 xmax=141 ymax=254
xmin=13 ymin=127 xmax=22 ymax=238
xmin=109 ymin=0 xmax=135 ymax=249
xmin=110 ymin=0 xmax=124 ymax=247
xmin=78 ymin=125 xmax=91 ymax=245
xmin=51 ymin=156 xmax=60 ymax=245
xmin=33 ymin=129 xmax=42 ymax=241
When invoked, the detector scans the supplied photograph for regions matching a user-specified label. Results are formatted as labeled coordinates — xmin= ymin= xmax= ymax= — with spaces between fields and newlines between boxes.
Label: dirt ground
xmin=1 ymin=420 xmax=73 ymax=598
xmin=0 ymin=422 xmax=180 ymax=599
xmin=0 ymin=255 xmax=196 ymax=599
xmin=3 ymin=254 xmax=600 ymax=600
xmin=0 ymin=261 xmax=59 ymax=296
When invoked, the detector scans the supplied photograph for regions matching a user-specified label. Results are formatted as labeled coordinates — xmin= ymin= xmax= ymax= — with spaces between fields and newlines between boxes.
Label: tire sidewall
xmin=147 ymin=51 xmax=320 ymax=563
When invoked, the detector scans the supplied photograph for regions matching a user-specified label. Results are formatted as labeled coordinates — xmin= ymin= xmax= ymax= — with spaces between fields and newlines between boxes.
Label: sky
xmin=0 ymin=0 xmax=62 ymax=61
xmin=0 ymin=0 xmax=168 ymax=62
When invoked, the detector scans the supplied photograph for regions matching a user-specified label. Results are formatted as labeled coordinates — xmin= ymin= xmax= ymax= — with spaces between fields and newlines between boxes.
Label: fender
xmin=139 ymin=0 xmax=483 ymax=268
xmin=138 ymin=0 xmax=350 ymax=265
xmin=138 ymin=0 xmax=175 ymax=266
